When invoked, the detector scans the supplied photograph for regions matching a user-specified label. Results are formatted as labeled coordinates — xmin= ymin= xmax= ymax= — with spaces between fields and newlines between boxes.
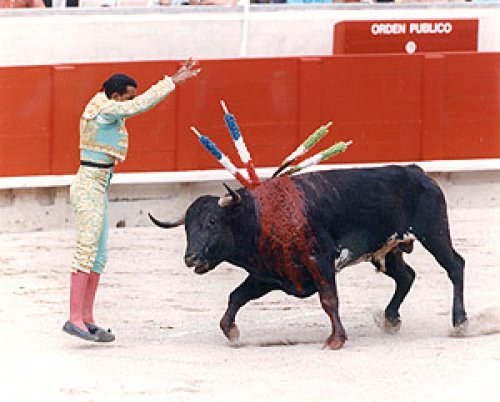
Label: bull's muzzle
xmin=184 ymin=253 xmax=211 ymax=274
xmin=184 ymin=253 xmax=198 ymax=267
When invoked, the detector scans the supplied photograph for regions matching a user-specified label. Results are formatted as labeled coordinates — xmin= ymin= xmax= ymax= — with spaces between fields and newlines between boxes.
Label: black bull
xmin=149 ymin=164 xmax=467 ymax=349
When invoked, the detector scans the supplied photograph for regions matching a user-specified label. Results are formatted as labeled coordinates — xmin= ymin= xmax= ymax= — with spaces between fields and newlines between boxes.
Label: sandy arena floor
xmin=1 ymin=208 xmax=499 ymax=402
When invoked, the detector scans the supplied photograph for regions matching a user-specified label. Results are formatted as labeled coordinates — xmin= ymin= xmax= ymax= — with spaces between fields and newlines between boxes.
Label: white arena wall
xmin=0 ymin=4 xmax=499 ymax=67
xmin=0 ymin=4 xmax=499 ymax=232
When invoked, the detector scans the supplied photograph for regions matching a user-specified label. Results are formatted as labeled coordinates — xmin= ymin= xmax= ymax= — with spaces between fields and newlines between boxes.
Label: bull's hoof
xmin=373 ymin=310 xmax=401 ymax=334
xmin=220 ymin=320 xmax=240 ymax=344
xmin=449 ymin=319 xmax=469 ymax=337
xmin=226 ymin=325 xmax=240 ymax=344
xmin=323 ymin=335 xmax=346 ymax=350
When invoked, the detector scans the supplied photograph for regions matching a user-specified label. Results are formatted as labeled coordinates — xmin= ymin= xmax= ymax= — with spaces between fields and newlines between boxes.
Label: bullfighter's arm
xmin=100 ymin=58 xmax=200 ymax=119
xmin=100 ymin=77 xmax=176 ymax=120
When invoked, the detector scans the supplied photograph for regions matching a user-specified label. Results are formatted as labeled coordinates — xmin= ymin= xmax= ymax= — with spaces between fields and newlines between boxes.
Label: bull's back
xmin=293 ymin=164 xmax=438 ymax=241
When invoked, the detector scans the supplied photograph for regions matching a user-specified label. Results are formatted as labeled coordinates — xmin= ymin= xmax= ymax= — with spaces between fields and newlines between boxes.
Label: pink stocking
xmin=69 ymin=270 xmax=90 ymax=332
xmin=83 ymin=271 xmax=100 ymax=325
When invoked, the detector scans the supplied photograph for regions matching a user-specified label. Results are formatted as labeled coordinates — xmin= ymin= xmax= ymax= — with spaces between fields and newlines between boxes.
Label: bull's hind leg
xmin=220 ymin=275 xmax=276 ymax=343
xmin=417 ymin=229 xmax=467 ymax=332
xmin=413 ymin=196 xmax=467 ymax=333
xmin=374 ymin=251 xmax=416 ymax=333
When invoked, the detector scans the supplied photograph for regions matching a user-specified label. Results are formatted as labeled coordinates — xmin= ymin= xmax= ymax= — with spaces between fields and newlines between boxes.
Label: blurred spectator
xmin=285 ymin=0 xmax=331 ymax=3
xmin=0 ymin=0 xmax=46 ymax=6
xmin=42 ymin=0 xmax=80 ymax=6
xmin=187 ymin=0 xmax=238 ymax=4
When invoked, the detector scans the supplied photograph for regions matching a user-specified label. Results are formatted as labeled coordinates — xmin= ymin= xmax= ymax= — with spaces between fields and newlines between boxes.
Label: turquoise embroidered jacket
xmin=80 ymin=75 xmax=176 ymax=164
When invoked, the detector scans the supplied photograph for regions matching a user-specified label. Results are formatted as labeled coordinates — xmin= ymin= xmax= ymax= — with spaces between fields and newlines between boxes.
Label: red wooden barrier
xmin=438 ymin=52 xmax=499 ymax=160
xmin=0 ymin=66 xmax=52 ymax=176
xmin=0 ymin=53 xmax=498 ymax=178
xmin=318 ymin=55 xmax=423 ymax=163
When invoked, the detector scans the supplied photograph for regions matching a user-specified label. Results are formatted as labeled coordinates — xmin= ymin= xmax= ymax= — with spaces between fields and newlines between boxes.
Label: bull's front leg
xmin=220 ymin=275 xmax=276 ymax=343
xmin=317 ymin=275 xmax=347 ymax=350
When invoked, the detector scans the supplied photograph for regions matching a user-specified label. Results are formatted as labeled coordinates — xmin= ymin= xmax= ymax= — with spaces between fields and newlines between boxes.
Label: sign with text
xmin=334 ymin=19 xmax=478 ymax=54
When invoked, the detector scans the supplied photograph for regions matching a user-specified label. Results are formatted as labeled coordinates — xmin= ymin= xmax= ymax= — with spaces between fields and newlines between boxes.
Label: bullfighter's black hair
xmin=101 ymin=74 xmax=137 ymax=98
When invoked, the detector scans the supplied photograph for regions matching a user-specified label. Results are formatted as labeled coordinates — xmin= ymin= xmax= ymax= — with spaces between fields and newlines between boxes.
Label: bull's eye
xmin=209 ymin=216 xmax=216 ymax=226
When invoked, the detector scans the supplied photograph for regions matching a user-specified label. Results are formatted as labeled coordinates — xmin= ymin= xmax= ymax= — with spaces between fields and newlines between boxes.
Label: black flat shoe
xmin=85 ymin=322 xmax=115 ymax=343
xmin=62 ymin=321 xmax=97 ymax=342
xmin=84 ymin=322 xmax=111 ymax=334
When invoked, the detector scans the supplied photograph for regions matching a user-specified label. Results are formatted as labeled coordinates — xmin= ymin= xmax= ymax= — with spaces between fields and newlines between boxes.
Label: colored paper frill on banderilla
xmin=192 ymin=102 xmax=352 ymax=187
xmin=191 ymin=126 xmax=252 ymax=188
xmin=284 ymin=141 xmax=352 ymax=176
xmin=220 ymin=100 xmax=260 ymax=186
xmin=273 ymin=122 xmax=332 ymax=177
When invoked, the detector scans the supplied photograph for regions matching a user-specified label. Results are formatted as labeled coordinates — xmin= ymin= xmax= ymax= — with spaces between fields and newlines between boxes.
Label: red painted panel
xmin=318 ymin=55 xmax=423 ymax=163
xmin=0 ymin=66 xmax=52 ymax=176
xmin=334 ymin=19 xmax=478 ymax=55
xmin=421 ymin=54 xmax=446 ymax=161
xmin=440 ymin=53 xmax=500 ymax=159
xmin=297 ymin=58 xmax=324 ymax=154
xmin=51 ymin=65 xmax=80 ymax=175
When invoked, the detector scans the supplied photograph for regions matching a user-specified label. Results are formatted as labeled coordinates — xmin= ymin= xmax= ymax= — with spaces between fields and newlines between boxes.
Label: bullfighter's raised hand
xmin=172 ymin=58 xmax=201 ymax=85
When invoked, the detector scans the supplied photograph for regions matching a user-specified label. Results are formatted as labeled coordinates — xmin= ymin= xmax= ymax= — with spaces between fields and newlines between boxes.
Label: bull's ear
xmin=148 ymin=212 xmax=185 ymax=228
xmin=218 ymin=183 xmax=241 ymax=208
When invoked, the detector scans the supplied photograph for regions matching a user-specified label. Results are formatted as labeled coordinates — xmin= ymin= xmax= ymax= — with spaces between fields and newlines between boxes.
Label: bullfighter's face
xmin=111 ymin=85 xmax=137 ymax=102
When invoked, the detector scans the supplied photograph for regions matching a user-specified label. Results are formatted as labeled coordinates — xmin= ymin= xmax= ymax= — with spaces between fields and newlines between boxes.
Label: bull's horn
xmin=218 ymin=183 xmax=241 ymax=207
xmin=148 ymin=212 xmax=185 ymax=228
